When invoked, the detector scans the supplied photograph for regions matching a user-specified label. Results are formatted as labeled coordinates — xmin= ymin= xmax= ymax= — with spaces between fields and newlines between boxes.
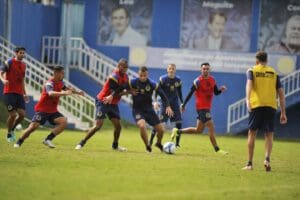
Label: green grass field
xmin=0 ymin=124 xmax=299 ymax=200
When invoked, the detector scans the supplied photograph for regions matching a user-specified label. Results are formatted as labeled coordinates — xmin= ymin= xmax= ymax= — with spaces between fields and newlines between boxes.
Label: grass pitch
xmin=0 ymin=125 xmax=299 ymax=200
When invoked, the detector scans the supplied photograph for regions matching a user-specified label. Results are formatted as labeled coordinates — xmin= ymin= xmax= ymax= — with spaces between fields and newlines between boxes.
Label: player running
xmin=171 ymin=62 xmax=228 ymax=155
xmin=14 ymin=65 xmax=84 ymax=148
xmin=75 ymin=58 xmax=129 ymax=151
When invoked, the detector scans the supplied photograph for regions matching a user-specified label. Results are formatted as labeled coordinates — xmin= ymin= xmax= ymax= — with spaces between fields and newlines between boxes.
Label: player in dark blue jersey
xmin=149 ymin=64 xmax=183 ymax=147
xmin=128 ymin=66 xmax=173 ymax=152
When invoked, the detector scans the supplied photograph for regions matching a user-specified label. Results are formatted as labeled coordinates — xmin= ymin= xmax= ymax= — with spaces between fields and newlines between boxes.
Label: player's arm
xmin=276 ymin=75 xmax=287 ymax=124
xmin=214 ymin=84 xmax=227 ymax=95
xmin=47 ymin=82 xmax=72 ymax=97
xmin=0 ymin=60 xmax=10 ymax=85
xmin=64 ymin=85 xmax=85 ymax=96
xmin=156 ymin=86 xmax=174 ymax=117
xmin=181 ymin=85 xmax=196 ymax=110
xmin=177 ymin=81 xmax=184 ymax=104
xmin=246 ymin=69 xmax=253 ymax=111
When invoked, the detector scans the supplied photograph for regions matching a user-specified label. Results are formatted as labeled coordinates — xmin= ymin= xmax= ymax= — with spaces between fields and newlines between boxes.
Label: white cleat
xmin=43 ymin=139 xmax=56 ymax=148
xmin=113 ymin=146 xmax=127 ymax=152
xmin=75 ymin=144 xmax=83 ymax=150
xmin=13 ymin=143 xmax=20 ymax=148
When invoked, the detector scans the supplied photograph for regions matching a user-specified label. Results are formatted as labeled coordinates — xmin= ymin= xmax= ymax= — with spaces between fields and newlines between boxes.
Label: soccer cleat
xmin=43 ymin=139 xmax=56 ymax=148
xmin=112 ymin=146 xmax=127 ymax=152
xmin=13 ymin=143 xmax=20 ymax=148
xmin=155 ymin=143 xmax=163 ymax=152
xmin=264 ymin=160 xmax=271 ymax=172
xmin=242 ymin=165 xmax=253 ymax=170
xmin=216 ymin=149 xmax=229 ymax=155
xmin=146 ymin=145 xmax=152 ymax=153
xmin=171 ymin=128 xmax=179 ymax=141
xmin=75 ymin=144 xmax=83 ymax=150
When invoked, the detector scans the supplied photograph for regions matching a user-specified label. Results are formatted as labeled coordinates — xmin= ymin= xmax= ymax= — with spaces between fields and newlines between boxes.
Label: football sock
xmin=149 ymin=130 xmax=156 ymax=146
xmin=7 ymin=133 xmax=12 ymax=138
xmin=112 ymin=142 xmax=118 ymax=149
xmin=247 ymin=161 xmax=252 ymax=166
xmin=17 ymin=138 xmax=24 ymax=145
xmin=45 ymin=132 xmax=56 ymax=141
xmin=175 ymin=123 xmax=182 ymax=146
xmin=214 ymin=146 xmax=220 ymax=152
xmin=79 ymin=140 xmax=86 ymax=146
xmin=265 ymin=157 xmax=270 ymax=162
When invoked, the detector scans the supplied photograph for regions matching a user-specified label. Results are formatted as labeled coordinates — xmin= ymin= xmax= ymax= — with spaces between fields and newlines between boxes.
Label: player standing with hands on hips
xmin=171 ymin=62 xmax=228 ymax=155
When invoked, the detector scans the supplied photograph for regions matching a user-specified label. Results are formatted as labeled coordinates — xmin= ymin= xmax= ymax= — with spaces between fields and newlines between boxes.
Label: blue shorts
xmin=95 ymin=98 xmax=120 ymax=120
xmin=248 ymin=107 xmax=276 ymax=132
xmin=3 ymin=93 xmax=25 ymax=111
xmin=160 ymin=104 xmax=182 ymax=123
xmin=32 ymin=112 xmax=64 ymax=125
xmin=133 ymin=108 xmax=160 ymax=126
xmin=196 ymin=109 xmax=212 ymax=123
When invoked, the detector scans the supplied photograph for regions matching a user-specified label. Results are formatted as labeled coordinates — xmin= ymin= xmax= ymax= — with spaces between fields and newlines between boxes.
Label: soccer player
xmin=75 ymin=58 xmax=129 ymax=151
xmin=149 ymin=64 xmax=183 ymax=147
xmin=171 ymin=62 xmax=228 ymax=154
xmin=243 ymin=51 xmax=287 ymax=171
xmin=0 ymin=46 xmax=29 ymax=142
xmin=128 ymin=66 xmax=173 ymax=152
xmin=13 ymin=65 xmax=84 ymax=148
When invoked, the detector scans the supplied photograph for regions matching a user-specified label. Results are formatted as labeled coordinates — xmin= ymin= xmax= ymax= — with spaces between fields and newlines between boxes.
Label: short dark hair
xmin=112 ymin=7 xmax=130 ymax=18
xmin=255 ymin=51 xmax=268 ymax=63
xmin=200 ymin=62 xmax=210 ymax=67
xmin=53 ymin=65 xmax=64 ymax=72
xmin=139 ymin=66 xmax=148 ymax=73
xmin=209 ymin=12 xmax=227 ymax=24
xmin=15 ymin=46 xmax=26 ymax=53
xmin=118 ymin=58 xmax=128 ymax=67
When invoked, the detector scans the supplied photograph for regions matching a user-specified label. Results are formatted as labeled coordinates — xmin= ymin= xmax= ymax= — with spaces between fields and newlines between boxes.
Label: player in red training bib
xmin=75 ymin=58 xmax=129 ymax=151
xmin=171 ymin=62 xmax=228 ymax=155
xmin=0 ymin=46 xmax=29 ymax=142
xmin=14 ymin=66 xmax=84 ymax=148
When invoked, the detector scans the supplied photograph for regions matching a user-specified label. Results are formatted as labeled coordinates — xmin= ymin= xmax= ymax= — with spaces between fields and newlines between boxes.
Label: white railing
xmin=0 ymin=36 xmax=95 ymax=130
xmin=227 ymin=69 xmax=300 ymax=133
xmin=42 ymin=36 xmax=139 ymax=103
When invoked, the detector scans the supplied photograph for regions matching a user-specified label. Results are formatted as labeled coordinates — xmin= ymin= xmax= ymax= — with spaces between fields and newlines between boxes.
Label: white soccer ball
xmin=163 ymin=142 xmax=176 ymax=154
xmin=15 ymin=124 xmax=22 ymax=131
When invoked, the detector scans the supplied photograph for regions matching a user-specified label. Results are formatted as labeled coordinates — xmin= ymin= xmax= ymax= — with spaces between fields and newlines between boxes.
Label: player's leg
xmin=110 ymin=117 xmax=126 ymax=151
xmin=76 ymin=118 xmax=104 ymax=149
xmin=43 ymin=113 xmax=67 ymax=148
xmin=11 ymin=108 xmax=26 ymax=131
xmin=153 ymin=123 xmax=164 ymax=151
xmin=75 ymin=99 xmax=106 ymax=149
xmin=264 ymin=132 xmax=273 ymax=171
xmin=205 ymin=120 xmax=227 ymax=154
xmin=4 ymin=93 xmax=18 ymax=142
xmin=174 ymin=122 xmax=182 ymax=147
xmin=171 ymin=119 xmax=205 ymax=141
xmin=242 ymin=129 xmax=257 ymax=170
xmin=136 ymin=118 xmax=151 ymax=152
xmin=14 ymin=122 xmax=40 ymax=148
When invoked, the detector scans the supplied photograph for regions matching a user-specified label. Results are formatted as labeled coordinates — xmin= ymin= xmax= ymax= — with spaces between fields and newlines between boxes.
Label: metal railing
xmin=0 ymin=36 xmax=95 ymax=130
xmin=227 ymin=69 xmax=300 ymax=133
xmin=42 ymin=36 xmax=139 ymax=103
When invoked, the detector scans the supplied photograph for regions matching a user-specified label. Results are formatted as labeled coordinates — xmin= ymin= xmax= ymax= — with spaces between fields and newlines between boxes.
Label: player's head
xmin=14 ymin=46 xmax=26 ymax=60
xmin=53 ymin=65 xmax=65 ymax=81
xmin=200 ymin=62 xmax=210 ymax=77
xmin=138 ymin=66 xmax=148 ymax=82
xmin=167 ymin=64 xmax=176 ymax=78
xmin=208 ymin=12 xmax=227 ymax=39
xmin=117 ymin=58 xmax=128 ymax=74
xmin=111 ymin=7 xmax=130 ymax=35
xmin=255 ymin=51 xmax=268 ymax=64
xmin=285 ymin=15 xmax=300 ymax=49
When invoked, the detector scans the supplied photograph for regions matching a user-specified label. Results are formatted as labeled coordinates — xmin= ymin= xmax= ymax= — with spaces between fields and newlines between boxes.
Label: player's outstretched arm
xmin=181 ymin=85 xmax=195 ymax=112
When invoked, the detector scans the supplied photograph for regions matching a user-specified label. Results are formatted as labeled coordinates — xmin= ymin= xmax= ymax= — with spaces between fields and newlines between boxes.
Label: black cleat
xmin=155 ymin=143 xmax=163 ymax=152
xmin=146 ymin=145 xmax=152 ymax=153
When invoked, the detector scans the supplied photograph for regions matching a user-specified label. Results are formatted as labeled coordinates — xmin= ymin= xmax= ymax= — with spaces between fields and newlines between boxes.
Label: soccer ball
xmin=163 ymin=142 xmax=176 ymax=154
xmin=15 ymin=124 xmax=23 ymax=131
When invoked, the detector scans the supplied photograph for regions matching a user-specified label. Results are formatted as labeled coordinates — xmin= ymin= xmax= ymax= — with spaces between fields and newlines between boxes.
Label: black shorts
xmin=248 ymin=107 xmax=276 ymax=132
xmin=196 ymin=109 xmax=212 ymax=123
xmin=3 ymin=93 xmax=25 ymax=111
xmin=95 ymin=98 xmax=120 ymax=120
xmin=32 ymin=112 xmax=64 ymax=125
xmin=160 ymin=104 xmax=182 ymax=123
xmin=133 ymin=108 xmax=160 ymax=126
